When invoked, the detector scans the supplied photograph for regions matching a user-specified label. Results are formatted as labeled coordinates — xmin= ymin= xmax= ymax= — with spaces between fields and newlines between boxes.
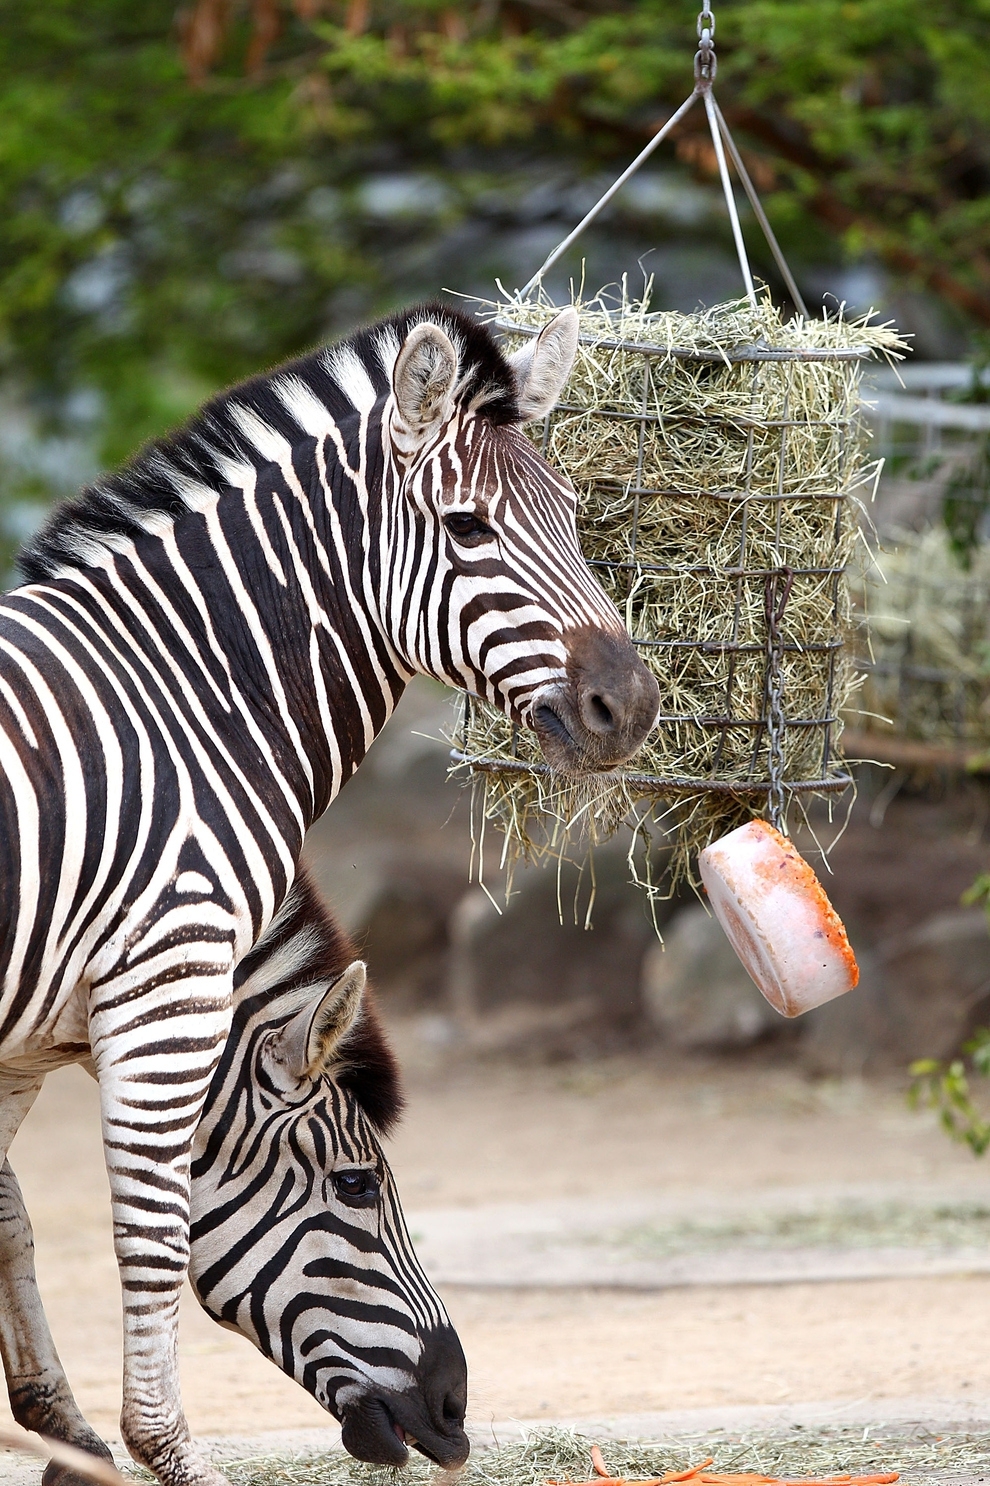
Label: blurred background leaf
xmin=3 ymin=0 xmax=990 ymax=573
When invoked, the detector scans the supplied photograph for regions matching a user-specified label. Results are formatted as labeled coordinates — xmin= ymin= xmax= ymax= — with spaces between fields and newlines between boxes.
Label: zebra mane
xmin=233 ymin=869 xmax=405 ymax=1137
xmin=18 ymin=302 xmax=520 ymax=584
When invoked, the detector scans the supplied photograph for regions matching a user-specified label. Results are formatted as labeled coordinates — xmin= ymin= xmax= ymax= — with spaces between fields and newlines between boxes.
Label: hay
xmin=850 ymin=524 xmax=990 ymax=747
xmin=451 ymin=283 xmax=906 ymax=894
xmin=219 ymin=1424 xmax=990 ymax=1486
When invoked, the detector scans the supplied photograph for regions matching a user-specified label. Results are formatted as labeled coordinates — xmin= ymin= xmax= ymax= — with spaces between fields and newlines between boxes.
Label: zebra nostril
xmin=442 ymin=1392 xmax=464 ymax=1424
xmin=582 ymin=689 xmax=616 ymax=733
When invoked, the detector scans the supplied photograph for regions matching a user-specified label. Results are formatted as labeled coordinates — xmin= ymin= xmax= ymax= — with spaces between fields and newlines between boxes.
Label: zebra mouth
xmin=532 ymin=695 xmax=595 ymax=775
xmin=532 ymin=692 xmax=607 ymax=775
xmin=532 ymin=698 xmax=576 ymax=751
xmin=340 ymin=1394 xmax=469 ymax=1469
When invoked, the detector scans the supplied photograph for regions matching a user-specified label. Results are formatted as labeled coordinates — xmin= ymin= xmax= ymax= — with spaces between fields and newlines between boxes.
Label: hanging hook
xmin=695 ymin=2 xmax=717 ymax=88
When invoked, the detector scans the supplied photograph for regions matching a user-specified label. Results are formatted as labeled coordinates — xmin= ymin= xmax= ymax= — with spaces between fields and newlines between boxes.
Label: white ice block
xmin=698 ymin=819 xmax=859 ymax=1017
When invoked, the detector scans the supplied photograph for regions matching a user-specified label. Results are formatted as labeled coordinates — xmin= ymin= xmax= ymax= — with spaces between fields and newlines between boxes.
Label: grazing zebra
xmin=190 ymin=867 xmax=466 ymax=1468
xmin=0 ymin=301 xmax=659 ymax=1486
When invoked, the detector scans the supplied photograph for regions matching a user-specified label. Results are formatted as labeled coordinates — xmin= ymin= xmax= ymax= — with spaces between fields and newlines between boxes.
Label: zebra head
xmin=188 ymin=878 xmax=468 ymax=1468
xmin=374 ymin=306 xmax=660 ymax=773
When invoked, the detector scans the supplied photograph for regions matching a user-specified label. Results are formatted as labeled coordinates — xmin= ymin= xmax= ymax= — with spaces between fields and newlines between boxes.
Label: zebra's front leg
xmin=0 ymin=1159 xmax=114 ymax=1486
xmin=93 ymin=966 xmax=234 ymax=1486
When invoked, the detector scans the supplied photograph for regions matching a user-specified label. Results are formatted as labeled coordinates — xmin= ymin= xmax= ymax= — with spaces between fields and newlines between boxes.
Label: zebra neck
xmin=100 ymin=441 xmax=410 ymax=829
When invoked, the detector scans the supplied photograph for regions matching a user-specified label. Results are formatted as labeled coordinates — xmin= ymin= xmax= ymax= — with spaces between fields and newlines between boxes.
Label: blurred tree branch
xmin=3 ymin=0 xmax=990 ymax=545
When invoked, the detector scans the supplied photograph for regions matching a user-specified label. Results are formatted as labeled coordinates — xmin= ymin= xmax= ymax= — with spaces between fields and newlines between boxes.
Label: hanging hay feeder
xmin=450 ymin=284 xmax=905 ymax=893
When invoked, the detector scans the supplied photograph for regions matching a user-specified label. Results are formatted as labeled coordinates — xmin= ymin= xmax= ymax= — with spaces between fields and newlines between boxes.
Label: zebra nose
xmin=551 ymin=624 xmax=659 ymax=770
xmin=415 ymin=1324 xmax=469 ymax=1464
xmin=443 ymin=1389 xmax=465 ymax=1424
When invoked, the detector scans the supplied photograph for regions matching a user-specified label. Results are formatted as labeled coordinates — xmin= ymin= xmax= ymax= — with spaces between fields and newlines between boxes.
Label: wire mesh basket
xmin=451 ymin=290 xmax=904 ymax=890
xmin=448 ymin=0 xmax=905 ymax=895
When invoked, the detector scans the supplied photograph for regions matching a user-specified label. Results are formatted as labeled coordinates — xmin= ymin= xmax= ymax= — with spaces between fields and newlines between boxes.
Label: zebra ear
xmin=391 ymin=322 xmax=459 ymax=444
xmin=272 ymin=961 xmax=367 ymax=1081
xmin=508 ymin=307 xmax=578 ymax=421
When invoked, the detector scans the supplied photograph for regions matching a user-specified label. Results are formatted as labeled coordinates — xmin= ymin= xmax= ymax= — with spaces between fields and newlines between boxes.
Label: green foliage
xmin=4 ymin=0 xmax=990 ymax=564
xmin=909 ymin=1030 xmax=990 ymax=1156
xmin=286 ymin=0 xmax=990 ymax=306
xmin=962 ymin=870 xmax=990 ymax=923
xmin=910 ymin=874 xmax=990 ymax=1154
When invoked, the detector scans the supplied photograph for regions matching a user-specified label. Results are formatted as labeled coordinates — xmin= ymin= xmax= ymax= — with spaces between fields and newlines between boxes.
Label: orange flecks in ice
xmin=741 ymin=821 xmax=859 ymax=987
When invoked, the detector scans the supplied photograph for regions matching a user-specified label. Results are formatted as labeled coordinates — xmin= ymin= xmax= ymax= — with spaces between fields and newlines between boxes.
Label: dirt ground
xmin=2 ymin=1040 xmax=990 ymax=1443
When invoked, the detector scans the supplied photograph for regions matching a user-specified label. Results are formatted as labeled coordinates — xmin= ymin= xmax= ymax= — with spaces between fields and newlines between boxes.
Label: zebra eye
xmin=331 ymin=1168 xmax=380 ymax=1207
xmin=443 ymin=510 xmax=493 ymax=544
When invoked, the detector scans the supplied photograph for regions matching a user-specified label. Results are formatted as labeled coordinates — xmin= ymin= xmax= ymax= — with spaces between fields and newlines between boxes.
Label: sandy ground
xmin=2 ymin=1047 xmax=990 ymax=1443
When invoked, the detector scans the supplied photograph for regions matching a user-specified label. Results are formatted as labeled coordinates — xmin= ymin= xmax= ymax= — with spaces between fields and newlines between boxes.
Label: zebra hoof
xmin=42 ymin=1439 xmax=115 ymax=1486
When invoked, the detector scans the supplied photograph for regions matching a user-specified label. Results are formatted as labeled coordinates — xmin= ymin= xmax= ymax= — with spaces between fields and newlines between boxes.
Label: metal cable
xmin=518 ymin=0 xmax=801 ymax=316
xmin=764 ymin=566 xmax=795 ymax=832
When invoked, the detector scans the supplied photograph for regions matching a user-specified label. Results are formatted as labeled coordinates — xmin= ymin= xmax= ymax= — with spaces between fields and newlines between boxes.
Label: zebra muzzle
xmin=532 ymin=626 xmax=660 ymax=774
xmin=340 ymin=1392 xmax=469 ymax=1469
xmin=339 ymin=1325 xmax=469 ymax=1468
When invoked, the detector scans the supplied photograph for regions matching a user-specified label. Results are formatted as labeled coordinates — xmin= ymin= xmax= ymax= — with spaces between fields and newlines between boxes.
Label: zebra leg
xmin=93 ymin=968 xmax=234 ymax=1486
xmin=0 ymin=1158 xmax=114 ymax=1486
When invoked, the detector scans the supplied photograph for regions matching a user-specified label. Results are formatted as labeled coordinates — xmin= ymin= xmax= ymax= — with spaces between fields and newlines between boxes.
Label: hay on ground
xmin=218 ymin=1423 xmax=990 ymax=1486
xmin=451 ymin=283 xmax=906 ymax=894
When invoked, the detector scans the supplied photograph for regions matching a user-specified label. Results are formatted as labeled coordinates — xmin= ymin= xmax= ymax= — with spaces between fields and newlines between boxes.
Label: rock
xmin=445 ymin=848 xmax=668 ymax=1056
xmin=802 ymin=907 xmax=990 ymax=1073
xmin=641 ymin=905 xmax=786 ymax=1050
xmin=884 ymin=907 xmax=990 ymax=1057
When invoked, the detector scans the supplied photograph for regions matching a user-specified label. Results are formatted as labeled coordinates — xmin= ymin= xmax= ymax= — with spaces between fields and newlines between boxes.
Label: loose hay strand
xmin=450 ymin=282 xmax=906 ymax=895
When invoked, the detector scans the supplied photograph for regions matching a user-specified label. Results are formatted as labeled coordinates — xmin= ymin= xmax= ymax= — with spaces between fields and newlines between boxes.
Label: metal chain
xmin=695 ymin=0 xmax=716 ymax=85
xmin=764 ymin=566 xmax=794 ymax=833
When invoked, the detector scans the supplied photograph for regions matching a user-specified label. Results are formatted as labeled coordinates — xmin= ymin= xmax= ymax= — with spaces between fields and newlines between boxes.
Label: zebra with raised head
xmin=0 ymin=301 xmax=659 ymax=1486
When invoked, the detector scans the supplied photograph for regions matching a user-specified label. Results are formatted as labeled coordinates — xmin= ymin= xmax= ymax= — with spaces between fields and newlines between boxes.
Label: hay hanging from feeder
xmin=450 ymin=282 xmax=906 ymax=893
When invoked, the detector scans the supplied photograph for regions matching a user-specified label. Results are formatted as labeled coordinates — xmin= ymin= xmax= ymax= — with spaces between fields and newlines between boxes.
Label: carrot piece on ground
xmin=546 ymin=1476 xmax=633 ymax=1484
xmin=546 ymin=1478 xmax=663 ymax=1485
xmin=545 ymin=1477 xmax=631 ymax=1484
xmin=544 ymin=1448 xmax=898 ymax=1486
xmin=662 ymin=1461 xmax=715 ymax=1482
